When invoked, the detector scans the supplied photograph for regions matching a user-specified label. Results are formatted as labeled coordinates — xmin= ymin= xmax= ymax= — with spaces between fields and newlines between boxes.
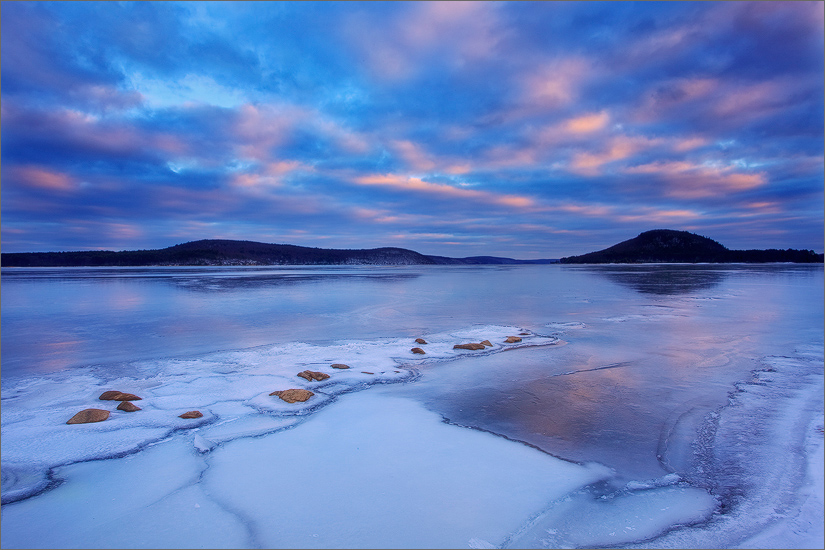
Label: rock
xmin=179 ymin=411 xmax=203 ymax=419
xmin=519 ymin=332 xmax=530 ymax=336
xmin=117 ymin=401 xmax=141 ymax=412
xmin=67 ymin=409 xmax=110 ymax=424
xmin=331 ymin=363 xmax=350 ymax=369
xmin=505 ymin=336 xmax=522 ymax=343
xmin=99 ymin=390 xmax=142 ymax=401
xmin=411 ymin=347 xmax=426 ymax=354
xmin=415 ymin=338 xmax=427 ymax=344
xmin=269 ymin=389 xmax=314 ymax=403
xmin=297 ymin=370 xmax=330 ymax=381
xmin=362 ymin=371 xmax=374 ymax=375
xmin=454 ymin=343 xmax=486 ymax=350
xmin=480 ymin=340 xmax=493 ymax=347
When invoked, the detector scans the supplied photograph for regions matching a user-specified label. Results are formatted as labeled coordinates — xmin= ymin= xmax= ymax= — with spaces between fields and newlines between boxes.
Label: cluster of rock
xmin=410 ymin=334 xmax=528 ymax=355
xmin=452 ymin=336 xmax=524 ymax=350
xmin=270 ymin=363 xmax=353 ymax=403
xmin=66 ymin=390 xmax=203 ymax=424
xmin=297 ymin=370 xmax=330 ymax=381
xmin=69 ymin=332 xmax=534 ymax=418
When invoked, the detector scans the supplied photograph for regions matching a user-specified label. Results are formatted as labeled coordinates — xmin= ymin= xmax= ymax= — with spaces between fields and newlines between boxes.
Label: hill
xmin=559 ymin=229 xmax=823 ymax=264
xmin=0 ymin=239 xmax=559 ymax=267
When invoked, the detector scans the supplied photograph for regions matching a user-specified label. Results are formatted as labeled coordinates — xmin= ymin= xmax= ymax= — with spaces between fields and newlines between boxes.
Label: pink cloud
xmin=343 ymin=1 xmax=503 ymax=82
xmin=624 ymin=160 xmax=768 ymax=198
xmin=232 ymin=104 xmax=301 ymax=162
xmin=672 ymin=136 xmax=708 ymax=152
xmin=564 ymin=111 xmax=610 ymax=134
xmin=617 ymin=207 xmax=702 ymax=223
xmin=9 ymin=165 xmax=79 ymax=191
xmin=353 ymin=173 xmax=535 ymax=209
xmin=710 ymin=79 xmax=801 ymax=124
xmin=521 ymin=57 xmax=592 ymax=110
xmin=568 ymin=135 xmax=657 ymax=176
xmin=392 ymin=140 xmax=437 ymax=172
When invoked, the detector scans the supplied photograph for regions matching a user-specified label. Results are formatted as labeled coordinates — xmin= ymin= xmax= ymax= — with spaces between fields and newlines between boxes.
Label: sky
xmin=1 ymin=1 xmax=823 ymax=258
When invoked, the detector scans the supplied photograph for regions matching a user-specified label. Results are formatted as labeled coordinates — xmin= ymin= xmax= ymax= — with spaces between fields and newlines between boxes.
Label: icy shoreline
xmin=1 ymin=325 xmax=557 ymax=505
xmin=2 ymin=324 xmax=823 ymax=548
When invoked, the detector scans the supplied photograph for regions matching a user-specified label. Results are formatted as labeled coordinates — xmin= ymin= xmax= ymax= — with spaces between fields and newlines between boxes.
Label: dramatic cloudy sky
xmin=2 ymin=1 xmax=823 ymax=257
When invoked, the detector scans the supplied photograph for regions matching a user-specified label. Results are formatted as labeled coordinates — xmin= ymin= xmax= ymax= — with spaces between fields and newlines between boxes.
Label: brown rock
xmin=411 ymin=347 xmax=426 ymax=354
xmin=362 ymin=371 xmax=374 ymax=375
xmin=415 ymin=338 xmax=427 ymax=345
xmin=179 ymin=411 xmax=203 ymax=419
xmin=67 ymin=408 xmax=110 ymax=424
xmin=99 ymin=390 xmax=142 ymax=401
xmin=505 ymin=336 xmax=523 ymax=343
xmin=269 ymin=389 xmax=314 ymax=403
xmin=331 ymin=363 xmax=350 ymax=369
xmin=480 ymin=340 xmax=493 ymax=347
xmin=297 ymin=370 xmax=330 ymax=381
xmin=454 ymin=343 xmax=486 ymax=350
xmin=117 ymin=401 xmax=141 ymax=412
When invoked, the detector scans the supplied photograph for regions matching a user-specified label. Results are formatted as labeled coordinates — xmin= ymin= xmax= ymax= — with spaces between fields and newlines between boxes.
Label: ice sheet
xmin=205 ymin=393 xmax=613 ymax=549
xmin=1 ymin=324 xmax=557 ymax=506
xmin=2 ymin=391 xmax=614 ymax=549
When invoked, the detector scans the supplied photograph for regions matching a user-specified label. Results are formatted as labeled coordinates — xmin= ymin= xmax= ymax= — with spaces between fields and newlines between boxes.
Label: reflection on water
xmin=395 ymin=349 xmax=686 ymax=481
xmin=168 ymin=273 xmax=420 ymax=292
xmin=1 ymin=266 xmax=421 ymax=292
xmin=572 ymin=264 xmax=729 ymax=295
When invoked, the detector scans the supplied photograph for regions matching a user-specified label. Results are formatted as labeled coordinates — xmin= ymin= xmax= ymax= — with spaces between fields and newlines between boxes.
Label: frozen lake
xmin=1 ymin=264 xmax=823 ymax=548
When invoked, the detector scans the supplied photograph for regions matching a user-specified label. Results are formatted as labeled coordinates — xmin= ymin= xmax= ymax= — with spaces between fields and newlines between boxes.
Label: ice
xmin=1 ymin=391 xmax=612 ymax=549
xmin=624 ymin=473 xmax=682 ymax=491
xmin=504 ymin=484 xmax=717 ymax=548
xmin=0 ymin=462 xmax=52 ymax=505
xmin=734 ymin=416 xmax=824 ymax=549
xmin=0 ymin=437 xmax=251 ymax=548
xmin=0 ymin=324 xmax=557 ymax=512
xmin=193 ymin=434 xmax=216 ymax=453
xmin=204 ymin=392 xmax=613 ymax=549
xmin=3 ymin=264 xmax=823 ymax=548
xmin=630 ymin=346 xmax=824 ymax=549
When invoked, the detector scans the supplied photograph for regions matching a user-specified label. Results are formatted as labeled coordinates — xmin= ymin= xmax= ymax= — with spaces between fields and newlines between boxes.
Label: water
xmin=1 ymin=264 xmax=822 ymax=548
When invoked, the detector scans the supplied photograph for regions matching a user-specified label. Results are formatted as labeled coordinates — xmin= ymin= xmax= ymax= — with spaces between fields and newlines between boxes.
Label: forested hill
xmin=559 ymin=229 xmax=824 ymax=264
xmin=1 ymin=239 xmax=558 ymax=267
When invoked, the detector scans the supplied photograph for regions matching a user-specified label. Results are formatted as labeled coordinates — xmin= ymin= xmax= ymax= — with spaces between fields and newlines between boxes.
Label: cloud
xmin=7 ymin=165 xmax=80 ymax=192
xmin=624 ymin=160 xmax=768 ymax=198
xmin=1 ymin=1 xmax=821 ymax=255
xmin=568 ymin=135 xmax=658 ymax=176
xmin=564 ymin=111 xmax=610 ymax=134
xmin=353 ymin=173 xmax=535 ymax=209
xmin=342 ymin=1 xmax=505 ymax=82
